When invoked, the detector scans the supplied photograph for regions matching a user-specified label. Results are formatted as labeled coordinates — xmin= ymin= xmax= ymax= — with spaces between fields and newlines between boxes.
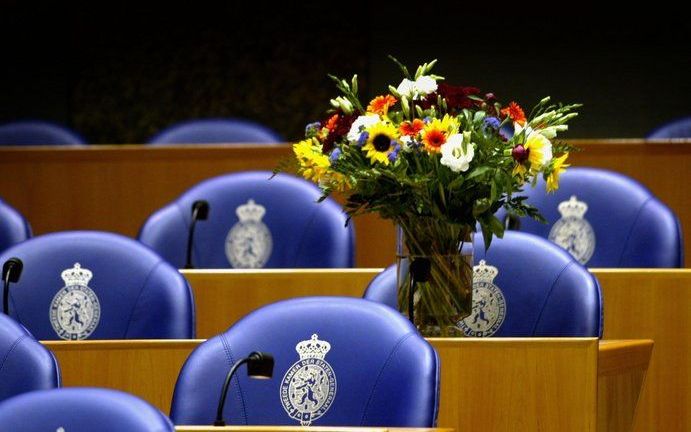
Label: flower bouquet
xmin=288 ymin=57 xmax=580 ymax=336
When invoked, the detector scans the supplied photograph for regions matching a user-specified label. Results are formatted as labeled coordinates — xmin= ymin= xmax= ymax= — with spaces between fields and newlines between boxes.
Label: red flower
xmin=437 ymin=83 xmax=481 ymax=110
xmin=320 ymin=113 xmax=356 ymax=153
xmin=399 ymin=119 xmax=425 ymax=136
xmin=501 ymin=102 xmax=526 ymax=126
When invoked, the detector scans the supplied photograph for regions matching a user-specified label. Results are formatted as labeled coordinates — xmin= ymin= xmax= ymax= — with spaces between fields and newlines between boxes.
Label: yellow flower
xmin=546 ymin=153 xmax=569 ymax=192
xmin=363 ymin=122 xmax=399 ymax=165
xmin=422 ymin=114 xmax=459 ymax=153
xmin=293 ymin=138 xmax=330 ymax=183
xmin=524 ymin=131 xmax=553 ymax=171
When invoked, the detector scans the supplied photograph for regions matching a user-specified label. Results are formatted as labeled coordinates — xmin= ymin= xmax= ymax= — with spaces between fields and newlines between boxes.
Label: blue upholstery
xmin=0 ymin=198 xmax=31 ymax=253
xmin=499 ymin=167 xmax=683 ymax=267
xmin=0 ymin=121 xmax=85 ymax=146
xmin=171 ymin=297 xmax=439 ymax=426
xmin=148 ymin=118 xmax=282 ymax=144
xmin=364 ymin=231 xmax=602 ymax=337
xmin=0 ymin=387 xmax=174 ymax=431
xmin=647 ymin=116 xmax=691 ymax=138
xmin=138 ymin=171 xmax=354 ymax=269
xmin=0 ymin=231 xmax=195 ymax=340
xmin=0 ymin=314 xmax=60 ymax=403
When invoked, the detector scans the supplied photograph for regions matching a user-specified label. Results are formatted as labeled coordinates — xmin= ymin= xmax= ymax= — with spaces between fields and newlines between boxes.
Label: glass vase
xmin=396 ymin=218 xmax=474 ymax=337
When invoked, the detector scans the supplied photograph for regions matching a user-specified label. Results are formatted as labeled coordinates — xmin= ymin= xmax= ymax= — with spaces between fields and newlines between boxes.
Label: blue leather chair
xmin=0 ymin=198 xmax=31 ymax=253
xmin=500 ymin=167 xmax=683 ymax=267
xmin=647 ymin=116 xmax=691 ymax=138
xmin=0 ymin=314 xmax=60 ymax=403
xmin=364 ymin=231 xmax=602 ymax=337
xmin=0 ymin=387 xmax=174 ymax=432
xmin=148 ymin=118 xmax=282 ymax=144
xmin=138 ymin=171 xmax=354 ymax=269
xmin=0 ymin=120 xmax=85 ymax=146
xmin=171 ymin=297 xmax=439 ymax=426
xmin=0 ymin=231 xmax=195 ymax=340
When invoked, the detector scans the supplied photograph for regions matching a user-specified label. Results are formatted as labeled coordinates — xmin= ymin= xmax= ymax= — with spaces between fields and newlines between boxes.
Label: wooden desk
xmin=181 ymin=268 xmax=691 ymax=432
xmin=45 ymin=338 xmax=650 ymax=432
xmin=2 ymin=140 xmax=689 ymax=267
xmin=176 ymin=428 xmax=450 ymax=432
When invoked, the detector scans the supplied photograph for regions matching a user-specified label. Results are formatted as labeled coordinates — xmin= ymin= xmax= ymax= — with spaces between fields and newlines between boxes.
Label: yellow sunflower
xmin=363 ymin=122 xmax=399 ymax=165
xmin=293 ymin=138 xmax=330 ymax=183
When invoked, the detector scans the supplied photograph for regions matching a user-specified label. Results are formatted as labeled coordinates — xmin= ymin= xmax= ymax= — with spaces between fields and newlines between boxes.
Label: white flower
xmin=440 ymin=133 xmax=474 ymax=172
xmin=414 ymin=76 xmax=437 ymax=95
xmin=347 ymin=114 xmax=381 ymax=143
xmin=396 ymin=79 xmax=415 ymax=98
xmin=396 ymin=76 xmax=438 ymax=99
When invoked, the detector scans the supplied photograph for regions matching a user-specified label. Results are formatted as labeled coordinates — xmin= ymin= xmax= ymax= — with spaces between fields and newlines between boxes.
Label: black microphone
xmin=2 ymin=258 xmax=23 ymax=315
xmin=408 ymin=258 xmax=431 ymax=324
xmin=184 ymin=200 xmax=209 ymax=269
xmin=215 ymin=351 xmax=274 ymax=426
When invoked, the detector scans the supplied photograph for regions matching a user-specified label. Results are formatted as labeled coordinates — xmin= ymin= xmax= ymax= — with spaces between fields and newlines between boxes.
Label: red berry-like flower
xmin=512 ymin=144 xmax=530 ymax=162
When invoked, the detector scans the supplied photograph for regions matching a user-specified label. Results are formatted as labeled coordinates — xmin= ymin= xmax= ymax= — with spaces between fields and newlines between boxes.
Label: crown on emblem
xmin=558 ymin=195 xmax=588 ymax=218
xmin=473 ymin=260 xmax=499 ymax=283
xmin=295 ymin=334 xmax=331 ymax=360
xmin=61 ymin=263 xmax=93 ymax=286
xmin=235 ymin=199 xmax=266 ymax=222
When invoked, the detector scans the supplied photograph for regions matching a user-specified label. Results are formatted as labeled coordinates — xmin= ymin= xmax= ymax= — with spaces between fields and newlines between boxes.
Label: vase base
xmin=417 ymin=323 xmax=465 ymax=338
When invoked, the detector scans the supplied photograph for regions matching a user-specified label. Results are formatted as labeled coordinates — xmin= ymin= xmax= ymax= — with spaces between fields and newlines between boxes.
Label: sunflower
xmin=546 ymin=153 xmax=569 ymax=192
xmin=421 ymin=114 xmax=458 ymax=153
xmin=293 ymin=138 xmax=330 ymax=182
xmin=362 ymin=122 xmax=399 ymax=165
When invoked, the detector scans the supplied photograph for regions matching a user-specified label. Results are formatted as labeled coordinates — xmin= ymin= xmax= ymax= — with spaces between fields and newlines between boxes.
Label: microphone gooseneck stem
xmin=408 ymin=273 xmax=415 ymax=324
xmin=3 ymin=270 xmax=11 ymax=315
xmin=185 ymin=208 xmax=200 ymax=269
xmin=214 ymin=357 xmax=250 ymax=426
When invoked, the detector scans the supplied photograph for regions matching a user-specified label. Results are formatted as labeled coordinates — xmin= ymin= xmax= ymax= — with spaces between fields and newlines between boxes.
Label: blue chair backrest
xmin=364 ymin=231 xmax=602 ymax=337
xmin=498 ymin=167 xmax=683 ymax=267
xmin=647 ymin=116 xmax=691 ymax=138
xmin=138 ymin=171 xmax=354 ymax=269
xmin=0 ymin=314 xmax=60 ymax=403
xmin=148 ymin=118 xmax=282 ymax=144
xmin=0 ymin=231 xmax=195 ymax=340
xmin=0 ymin=198 xmax=31 ymax=253
xmin=0 ymin=387 xmax=174 ymax=432
xmin=171 ymin=297 xmax=439 ymax=426
xmin=0 ymin=121 xmax=85 ymax=146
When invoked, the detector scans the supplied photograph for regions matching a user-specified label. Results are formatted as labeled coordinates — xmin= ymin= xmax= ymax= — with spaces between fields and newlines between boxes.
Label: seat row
xmin=2 ymin=117 xmax=691 ymax=146
xmin=1 ymin=167 xmax=683 ymax=269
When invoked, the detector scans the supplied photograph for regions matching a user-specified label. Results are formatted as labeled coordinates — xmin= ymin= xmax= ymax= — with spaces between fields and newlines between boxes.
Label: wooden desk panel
xmin=182 ymin=268 xmax=690 ymax=432
xmin=2 ymin=140 xmax=689 ymax=267
xmin=45 ymin=338 xmax=650 ymax=432
xmin=176 ymin=428 xmax=450 ymax=432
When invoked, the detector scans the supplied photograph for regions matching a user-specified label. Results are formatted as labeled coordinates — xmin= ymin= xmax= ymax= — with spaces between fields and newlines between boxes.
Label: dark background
xmin=1 ymin=1 xmax=689 ymax=143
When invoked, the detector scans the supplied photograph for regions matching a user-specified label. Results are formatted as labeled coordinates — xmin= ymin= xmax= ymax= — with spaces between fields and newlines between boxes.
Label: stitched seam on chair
xmin=123 ymin=261 xmax=163 ymax=338
xmin=0 ymin=334 xmax=27 ymax=376
xmin=220 ymin=334 xmax=249 ymax=424
xmin=617 ymin=197 xmax=652 ymax=267
xmin=531 ymin=262 xmax=572 ymax=336
xmin=359 ymin=332 xmax=414 ymax=425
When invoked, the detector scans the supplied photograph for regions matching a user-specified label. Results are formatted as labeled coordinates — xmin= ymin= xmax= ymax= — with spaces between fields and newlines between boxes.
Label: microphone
xmin=408 ymin=258 xmax=431 ymax=323
xmin=184 ymin=200 xmax=209 ymax=269
xmin=2 ymin=258 xmax=23 ymax=315
xmin=215 ymin=351 xmax=274 ymax=426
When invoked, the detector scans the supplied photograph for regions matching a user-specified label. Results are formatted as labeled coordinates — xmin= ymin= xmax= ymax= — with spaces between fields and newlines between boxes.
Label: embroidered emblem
xmin=225 ymin=199 xmax=273 ymax=268
xmin=458 ymin=260 xmax=507 ymax=337
xmin=548 ymin=195 xmax=596 ymax=264
xmin=280 ymin=334 xmax=337 ymax=426
xmin=49 ymin=263 xmax=101 ymax=340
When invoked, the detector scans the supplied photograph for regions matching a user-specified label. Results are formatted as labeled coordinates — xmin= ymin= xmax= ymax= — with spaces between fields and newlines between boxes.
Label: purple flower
xmin=305 ymin=122 xmax=321 ymax=137
xmin=483 ymin=117 xmax=500 ymax=130
xmin=330 ymin=148 xmax=342 ymax=163
xmin=512 ymin=144 xmax=530 ymax=163
xmin=387 ymin=142 xmax=401 ymax=162
xmin=357 ymin=131 xmax=369 ymax=147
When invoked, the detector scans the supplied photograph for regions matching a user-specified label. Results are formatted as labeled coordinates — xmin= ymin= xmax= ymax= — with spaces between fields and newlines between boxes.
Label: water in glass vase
xmin=396 ymin=220 xmax=474 ymax=337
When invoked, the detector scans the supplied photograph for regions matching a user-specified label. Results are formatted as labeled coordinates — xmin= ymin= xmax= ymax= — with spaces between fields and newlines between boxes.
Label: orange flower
xmin=324 ymin=114 xmax=339 ymax=132
xmin=399 ymin=119 xmax=425 ymax=136
xmin=501 ymin=102 xmax=526 ymax=126
xmin=367 ymin=95 xmax=397 ymax=115
xmin=422 ymin=129 xmax=447 ymax=153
